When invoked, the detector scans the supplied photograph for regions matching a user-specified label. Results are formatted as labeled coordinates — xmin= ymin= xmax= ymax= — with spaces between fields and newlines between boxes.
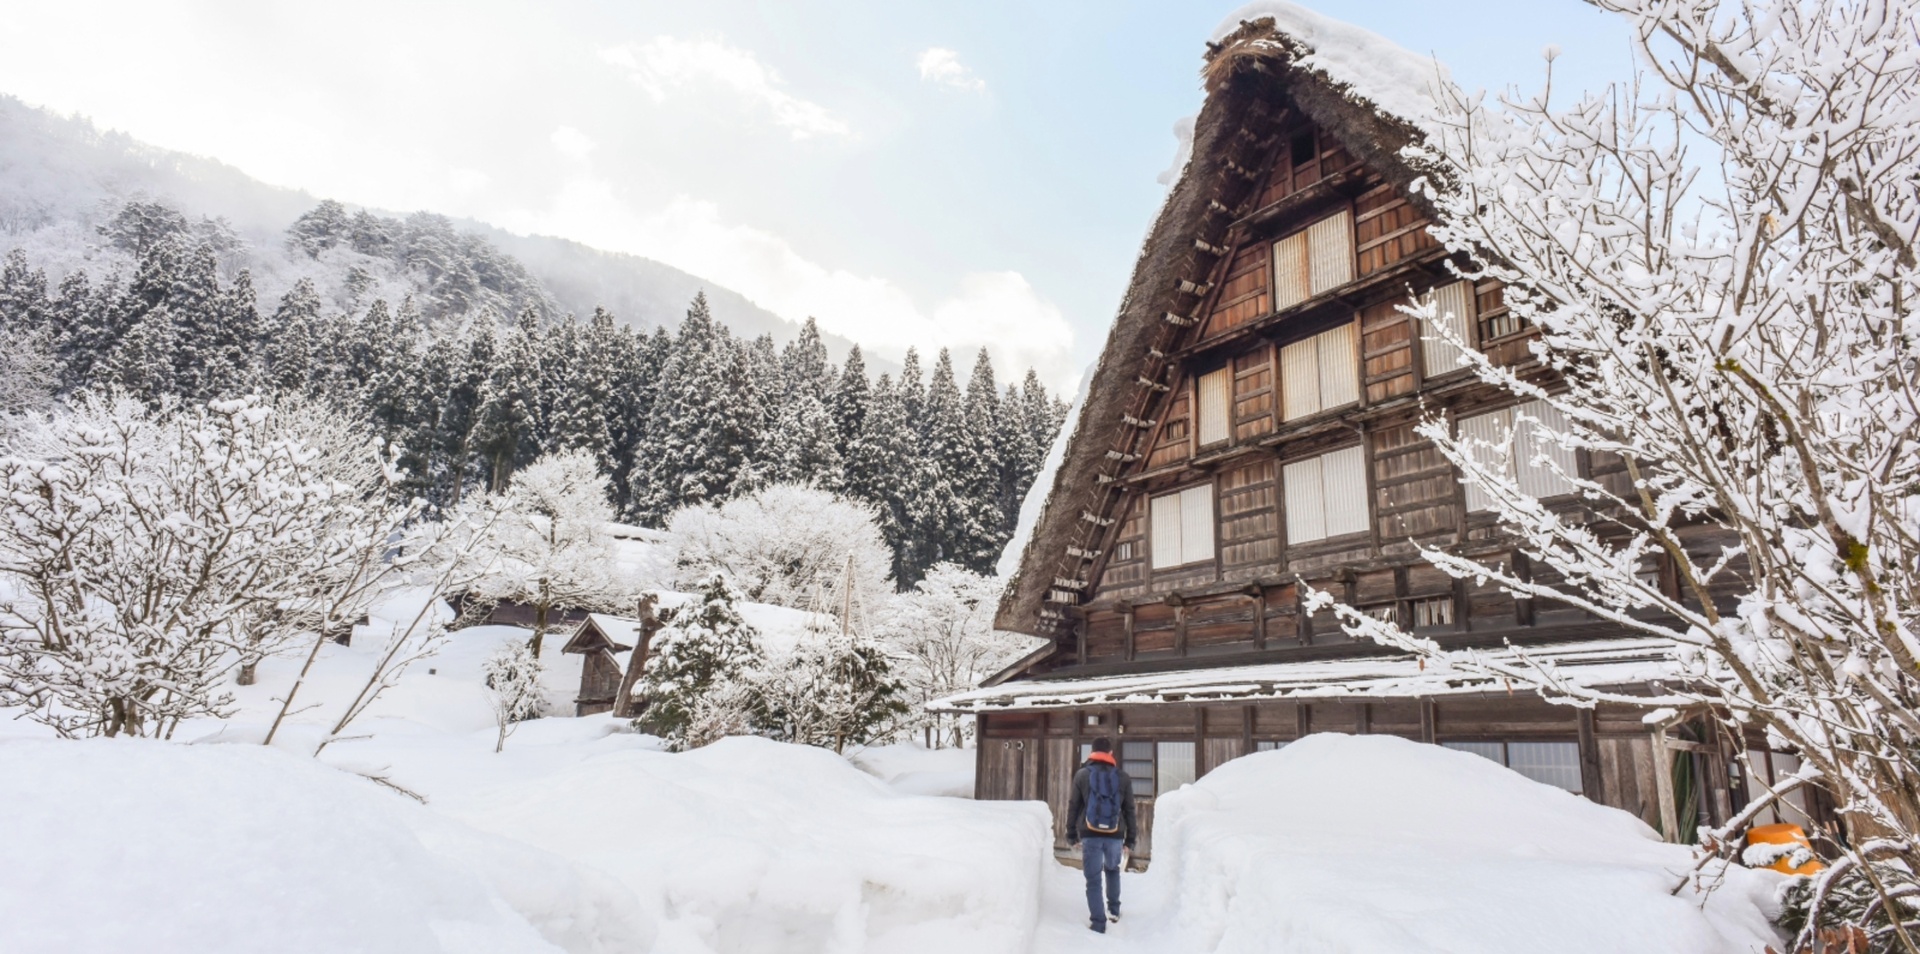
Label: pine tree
xmin=831 ymin=345 xmax=870 ymax=447
xmin=547 ymin=308 xmax=617 ymax=467
xmin=899 ymin=347 xmax=926 ymax=432
xmin=608 ymin=323 xmax=667 ymax=518
xmin=635 ymin=572 xmax=764 ymax=751
xmin=849 ymin=372 xmax=917 ymax=582
xmin=0 ymin=250 xmax=49 ymax=336
xmin=434 ymin=313 xmax=498 ymax=504
xmin=630 ymin=292 xmax=728 ymax=522
xmin=956 ymin=348 xmax=1007 ymax=571
xmin=779 ymin=316 xmax=834 ymax=404
xmin=716 ymin=336 xmax=767 ymax=497
xmin=473 ymin=308 xmax=547 ymax=491
xmin=103 ymin=303 xmax=178 ymax=398
xmin=265 ymin=279 xmax=324 ymax=396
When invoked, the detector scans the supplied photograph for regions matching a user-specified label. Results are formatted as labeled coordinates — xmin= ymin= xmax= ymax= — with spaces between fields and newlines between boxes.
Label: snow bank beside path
xmin=847 ymin=741 xmax=976 ymax=797
xmin=444 ymin=736 xmax=1051 ymax=954
xmin=1148 ymin=734 xmax=1783 ymax=954
xmin=0 ymin=739 xmax=647 ymax=954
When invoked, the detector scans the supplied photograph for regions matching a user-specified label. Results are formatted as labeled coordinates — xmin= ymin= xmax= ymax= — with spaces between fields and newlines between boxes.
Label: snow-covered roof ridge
xmin=1210 ymin=2 xmax=1451 ymax=128
xmin=929 ymin=638 xmax=1679 ymax=713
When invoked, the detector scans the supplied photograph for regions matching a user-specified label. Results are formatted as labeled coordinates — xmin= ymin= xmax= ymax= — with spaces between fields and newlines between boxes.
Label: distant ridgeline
xmin=0 ymin=199 xmax=1068 ymax=585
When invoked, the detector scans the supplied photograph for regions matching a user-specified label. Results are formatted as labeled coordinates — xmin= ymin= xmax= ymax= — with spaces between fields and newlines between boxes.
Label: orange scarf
xmin=1088 ymin=751 xmax=1117 ymax=766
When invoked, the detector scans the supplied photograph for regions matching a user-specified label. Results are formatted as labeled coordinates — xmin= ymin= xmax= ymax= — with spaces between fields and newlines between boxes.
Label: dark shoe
xmin=1089 ymin=919 xmax=1106 ymax=934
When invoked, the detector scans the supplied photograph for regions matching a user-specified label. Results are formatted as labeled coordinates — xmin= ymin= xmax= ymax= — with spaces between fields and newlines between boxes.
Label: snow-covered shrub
xmin=877 ymin=563 xmax=1034 ymax=747
xmin=752 ymin=629 xmax=910 ymax=753
xmin=0 ymin=395 xmax=411 ymax=738
xmin=466 ymin=449 xmax=635 ymax=656
xmin=1775 ymin=847 xmax=1920 ymax=953
xmin=667 ymin=482 xmax=892 ymax=613
xmin=482 ymin=641 xmax=545 ymax=753
xmin=634 ymin=573 xmax=764 ymax=751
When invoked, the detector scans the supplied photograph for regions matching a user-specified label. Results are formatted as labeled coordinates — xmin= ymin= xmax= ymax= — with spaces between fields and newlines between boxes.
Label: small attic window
xmin=1289 ymin=130 xmax=1316 ymax=168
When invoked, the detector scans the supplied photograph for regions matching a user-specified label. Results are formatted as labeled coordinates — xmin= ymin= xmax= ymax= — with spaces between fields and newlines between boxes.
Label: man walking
xmin=1065 ymin=737 xmax=1137 ymax=934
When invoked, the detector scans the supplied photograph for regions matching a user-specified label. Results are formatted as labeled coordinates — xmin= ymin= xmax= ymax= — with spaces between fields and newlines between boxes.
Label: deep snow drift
xmin=1136 ymin=735 xmax=1784 ymax=954
xmin=0 ymin=602 xmax=1788 ymax=954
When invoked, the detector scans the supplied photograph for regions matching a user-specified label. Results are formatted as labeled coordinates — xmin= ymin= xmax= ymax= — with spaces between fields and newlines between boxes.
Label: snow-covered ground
xmin=0 ymin=597 xmax=1789 ymax=953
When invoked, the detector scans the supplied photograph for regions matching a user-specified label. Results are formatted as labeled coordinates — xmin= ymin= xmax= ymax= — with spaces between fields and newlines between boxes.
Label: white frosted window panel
xmin=1515 ymin=398 xmax=1579 ymax=499
xmin=1179 ymin=485 xmax=1214 ymax=565
xmin=1307 ymin=209 xmax=1355 ymax=295
xmin=1320 ymin=445 xmax=1370 ymax=538
xmin=1196 ymin=368 xmax=1231 ymax=446
xmin=1422 ymin=281 xmax=1474 ymax=378
xmin=1507 ymin=742 xmax=1583 ymax=792
xmin=1156 ymin=741 xmax=1197 ymax=796
xmin=1457 ymin=408 xmax=1515 ymax=513
xmin=1280 ymin=336 xmax=1320 ymax=421
xmin=1443 ymin=740 xmax=1506 ymax=764
xmin=1150 ymin=491 xmax=1182 ymax=568
xmin=1283 ymin=456 xmax=1327 ymax=544
xmin=1271 ymin=231 xmax=1311 ymax=311
xmin=1316 ymin=322 xmax=1359 ymax=410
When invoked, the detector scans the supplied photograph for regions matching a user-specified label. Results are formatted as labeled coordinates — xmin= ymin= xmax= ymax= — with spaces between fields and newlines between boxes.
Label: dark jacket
xmin=1065 ymin=759 xmax=1138 ymax=848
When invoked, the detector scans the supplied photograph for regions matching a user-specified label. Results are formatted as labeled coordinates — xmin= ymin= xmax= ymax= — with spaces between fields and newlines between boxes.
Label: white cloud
xmin=600 ymin=36 xmax=851 ymax=140
xmin=916 ymin=47 xmax=985 ymax=92
xmin=549 ymin=125 xmax=595 ymax=159
xmin=510 ymin=179 xmax=1076 ymax=386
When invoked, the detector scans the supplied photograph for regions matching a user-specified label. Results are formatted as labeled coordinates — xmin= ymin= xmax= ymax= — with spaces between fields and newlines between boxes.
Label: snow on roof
xmin=929 ymin=639 xmax=1679 ymax=713
xmin=1211 ymin=2 xmax=1450 ymax=127
xmin=581 ymin=613 xmax=640 ymax=651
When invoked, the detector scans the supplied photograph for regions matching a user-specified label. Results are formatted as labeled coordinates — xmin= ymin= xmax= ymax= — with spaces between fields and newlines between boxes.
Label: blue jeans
xmin=1081 ymin=836 xmax=1123 ymax=927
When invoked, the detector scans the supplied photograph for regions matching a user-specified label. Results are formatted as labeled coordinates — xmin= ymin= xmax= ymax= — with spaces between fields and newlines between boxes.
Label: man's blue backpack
xmin=1085 ymin=764 xmax=1125 ymax=835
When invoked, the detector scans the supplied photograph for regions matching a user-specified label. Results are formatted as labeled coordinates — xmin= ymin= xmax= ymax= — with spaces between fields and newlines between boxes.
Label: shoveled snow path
xmin=1029 ymin=857 xmax=1177 ymax=954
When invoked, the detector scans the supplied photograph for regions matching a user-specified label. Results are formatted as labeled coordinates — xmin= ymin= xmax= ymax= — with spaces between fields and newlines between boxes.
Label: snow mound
xmin=443 ymin=736 xmax=1052 ymax=954
xmin=1149 ymin=734 xmax=1783 ymax=953
xmin=846 ymin=741 xmax=977 ymax=798
xmin=0 ymin=738 xmax=647 ymax=954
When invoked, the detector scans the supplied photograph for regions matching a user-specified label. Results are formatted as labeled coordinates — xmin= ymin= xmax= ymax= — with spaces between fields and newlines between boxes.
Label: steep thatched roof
xmin=994 ymin=13 xmax=1449 ymax=640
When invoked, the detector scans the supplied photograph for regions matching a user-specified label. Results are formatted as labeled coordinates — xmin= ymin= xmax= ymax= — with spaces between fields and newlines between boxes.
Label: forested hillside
xmin=0 ymin=94 xmax=877 ymax=360
xmin=0 ymin=201 xmax=1066 ymax=584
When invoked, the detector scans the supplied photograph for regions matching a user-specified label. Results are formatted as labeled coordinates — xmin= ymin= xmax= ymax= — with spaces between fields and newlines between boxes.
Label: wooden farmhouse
xmin=935 ymin=15 xmax=1826 ymax=861
xmin=559 ymin=614 xmax=639 ymax=716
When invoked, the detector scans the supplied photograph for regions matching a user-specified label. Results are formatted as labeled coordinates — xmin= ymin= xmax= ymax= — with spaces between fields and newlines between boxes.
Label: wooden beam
xmin=1296 ymin=702 xmax=1311 ymax=739
xmin=1651 ymin=725 xmax=1680 ymax=843
xmin=1419 ymin=698 xmax=1436 ymax=744
xmin=1577 ymin=709 xmax=1605 ymax=803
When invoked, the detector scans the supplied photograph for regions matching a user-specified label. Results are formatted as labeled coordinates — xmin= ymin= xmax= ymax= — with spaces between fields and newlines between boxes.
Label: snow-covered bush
xmin=0 ymin=395 xmax=411 ymax=738
xmin=1311 ymin=0 xmax=1920 ymax=940
xmin=634 ymin=573 xmax=764 ymax=751
xmin=466 ymin=449 xmax=635 ymax=656
xmin=667 ymin=482 xmax=892 ymax=613
xmin=877 ymin=563 xmax=1034 ymax=747
xmin=753 ymin=629 xmax=910 ymax=753
xmin=482 ymin=641 xmax=545 ymax=753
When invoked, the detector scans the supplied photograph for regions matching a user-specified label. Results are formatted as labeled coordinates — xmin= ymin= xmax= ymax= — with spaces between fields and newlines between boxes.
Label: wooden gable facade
xmin=960 ymin=18 xmax=1811 ymax=862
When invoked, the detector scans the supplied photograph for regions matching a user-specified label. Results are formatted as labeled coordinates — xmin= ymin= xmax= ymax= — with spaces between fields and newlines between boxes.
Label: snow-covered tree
xmin=0 ymin=396 xmax=409 ymax=738
xmin=634 ymin=573 xmax=764 ymax=751
xmin=878 ymin=563 xmax=1034 ymax=747
xmin=752 ymin=628 xmax=909 ymax=753
xmin=667 ymin=482 xmax=893 ymax=613
xmin=483 ymin=641 xmax=545 ymax=753
xmin=1311 ymin=1 xmax=1920 ymax=942
xmin=467 ymin=448 xmax=634 ymax=658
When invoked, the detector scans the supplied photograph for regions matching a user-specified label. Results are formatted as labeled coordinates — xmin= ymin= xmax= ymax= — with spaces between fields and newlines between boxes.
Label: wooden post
xmin=1296 ymin=702 xmax=1311 ymax=740
xmin=1121 ymin=602 xmax=1136 ymax=662
xmin=1652 ymin=724 xmax=1680 ymax=843
xmin=1419 ymin=698 xmax=1436 ymax=744
xmin=1577 ymin=709 xmax=1605 ymax=803
xmin=1356 ymin=702 xmax=1371 ymax=735
xmin=1247 ymin=584 xmax=1268 ymax=650
xmin=1169 ymin=593 xmax=1188 ymax=656
xmin=1242 ymin=704 xmax=1256 ymax=753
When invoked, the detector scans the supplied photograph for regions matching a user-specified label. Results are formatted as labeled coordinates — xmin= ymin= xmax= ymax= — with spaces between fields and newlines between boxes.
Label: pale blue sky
xmin=0 ymin=1 xmax=1633 ymax=387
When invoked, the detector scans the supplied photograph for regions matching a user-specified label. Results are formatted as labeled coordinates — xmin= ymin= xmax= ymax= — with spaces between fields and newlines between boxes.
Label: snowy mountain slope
xmin=0 ymin=94 xmax=881 ymax=364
